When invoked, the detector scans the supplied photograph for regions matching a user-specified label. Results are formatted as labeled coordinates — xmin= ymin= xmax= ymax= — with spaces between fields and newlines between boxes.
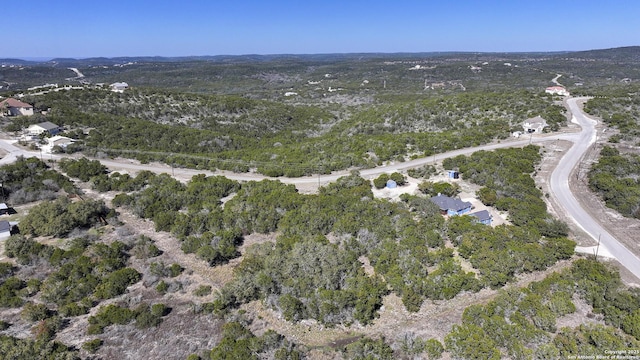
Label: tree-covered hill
xmin=10 ymin=86 xmax=565 ymax=176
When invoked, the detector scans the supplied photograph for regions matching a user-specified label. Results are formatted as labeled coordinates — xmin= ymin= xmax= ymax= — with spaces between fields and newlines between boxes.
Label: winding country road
xmin=2 ymin=97 xmax=640 ymax=279
xmin=552 ymin=98 xmax=640 ymax=279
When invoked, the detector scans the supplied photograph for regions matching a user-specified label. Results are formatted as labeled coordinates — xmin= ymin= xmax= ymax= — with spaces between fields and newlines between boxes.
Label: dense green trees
xmin=584 ymin=86 xmax=640 ymax=143
xmin=10 ymin=84 xmax=565 ymax=176
xmin=58 ymin=157 xmax=107 ymax=181
xmin=18 ymin=197 xmax=111 ymax=237
xmin=588 ymin=146 xmax=640 ymax=218
xmin=0 ymin=157 xmax=76 ymax=204
xmin=444 ymin=145 xmax=569 ymax=237
xmin=0 ymin=276 xmax=25 ymax=308
xmin=0 ymin=335 xmax=79 ymax=359
xmin=218 ymin=236 xmax=388 ymax=326
xmin=110 ymin=150 xmax=572 ymax=321
xmin=442 ymin=259 xmax=640 ymax=358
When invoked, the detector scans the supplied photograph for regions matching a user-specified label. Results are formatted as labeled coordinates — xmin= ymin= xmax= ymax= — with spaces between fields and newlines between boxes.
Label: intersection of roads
xmin=2 ymin=97 xmax=639 ymax=280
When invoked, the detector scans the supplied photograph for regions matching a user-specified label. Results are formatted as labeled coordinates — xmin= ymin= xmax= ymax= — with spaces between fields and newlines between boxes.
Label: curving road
xmin=2 ymin=98 xmax=640 ymax=279
xmin=552 ymin=98 xmax=640 ymax=279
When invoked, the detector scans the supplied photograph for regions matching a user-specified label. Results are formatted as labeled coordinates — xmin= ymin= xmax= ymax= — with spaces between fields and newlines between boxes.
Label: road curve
xmin=551 ymin=98 xmax=640 ymax=279
xmin=2 ymin=99 xmax=639 ymax=279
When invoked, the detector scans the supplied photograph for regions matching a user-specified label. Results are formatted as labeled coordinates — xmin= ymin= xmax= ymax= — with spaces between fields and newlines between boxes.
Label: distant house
xmin=469 ymin=210 xmax=493 ymax=225
xmin=0 ymin=203 xmax=8 ymax=215
xmin=0 ymin=98 xmax=34 ymax=116
xmin=430 ymin=194 xmax=472 ymax=216
xmin=27 ymin=121 xmax=61 ymax=136
xmin=447 ymin=170 xmax=460 ymax=179
xmin=110 ymin=82 xmax=129 ymax=92
xmin=545 ymin=86 xmax=569 ymax=96
xmin=523 ymin=116 xmax=547 ymax=134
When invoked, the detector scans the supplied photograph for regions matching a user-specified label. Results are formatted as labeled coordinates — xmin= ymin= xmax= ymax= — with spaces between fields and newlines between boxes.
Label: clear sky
xmin=3 ymin=0 xmax=638 ymax=59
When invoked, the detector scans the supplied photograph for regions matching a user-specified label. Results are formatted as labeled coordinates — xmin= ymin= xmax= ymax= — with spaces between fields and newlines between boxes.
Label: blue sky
xmin=4 ymin=0 xmax=638 ymax=58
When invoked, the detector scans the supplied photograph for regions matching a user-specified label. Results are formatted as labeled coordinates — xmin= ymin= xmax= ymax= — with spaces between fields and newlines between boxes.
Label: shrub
xmin=194 ymin=285 xmax=212 ymax=297
xmin=156 ymin=281 xmax=168 ymax=294
xmin=82 ymin=339 xmax=103 ymax=354
xmin=93 ymin=267 xmax=141 ymax=299
xmin=168 ymin=263 xmax=184 ymax=277
xmin=389 ymin=172 xmax=406 ymax=186
xmin=425 ymin=338 xmax=444 ymax=359
xmin=88 ymin=304 xmax=136 ymax=334
xmin=21 ymin=303 xmax=52 ymax=322
xmin=372 ymin=174 xmax=389 ymax=189
xmin=0 ymin=277 xmax=25 ymax=308
xmin=132 ymin=235 xmax=162 ymax=259
xmin=407 ymin=165 xmax=437 ymax=179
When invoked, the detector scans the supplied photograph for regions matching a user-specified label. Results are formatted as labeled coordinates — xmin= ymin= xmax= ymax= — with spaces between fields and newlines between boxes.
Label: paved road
xmin=551 ymin=98 xmax=640 ymax=279
xmin=2 ymin=99 xmax=640 ymax=279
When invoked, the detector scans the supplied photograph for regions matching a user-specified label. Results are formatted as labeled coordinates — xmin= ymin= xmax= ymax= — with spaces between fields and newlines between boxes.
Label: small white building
xmin=43 ymin=135 xmax=75 ymax=153
xmin=523 ymin=116 xmax=547 ymax=133
xmin=545 ymin=86 xmax=570 ymax=96
xmin=0 ymin=98 xmax=34 ymax=116
xmin=110 ymin=82 xmax=129 ymax=92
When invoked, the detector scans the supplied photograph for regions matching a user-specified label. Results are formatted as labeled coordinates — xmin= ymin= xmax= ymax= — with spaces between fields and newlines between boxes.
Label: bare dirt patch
xmin=97 ymin=309 xmax=223 ymax=360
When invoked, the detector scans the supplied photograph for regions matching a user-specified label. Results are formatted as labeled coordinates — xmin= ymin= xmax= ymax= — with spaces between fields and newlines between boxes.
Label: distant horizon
xmin=1 ymin=0 xmax=638 ymax=59
xmin=3 ymin=45 xmax=638 ymax=63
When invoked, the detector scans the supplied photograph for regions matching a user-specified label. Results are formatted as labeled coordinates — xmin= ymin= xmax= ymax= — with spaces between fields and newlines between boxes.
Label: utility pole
xmin=594 ymin=234 xmax=601 ymax=261
xmin=433 ymin=146 xmax=437 ymax=164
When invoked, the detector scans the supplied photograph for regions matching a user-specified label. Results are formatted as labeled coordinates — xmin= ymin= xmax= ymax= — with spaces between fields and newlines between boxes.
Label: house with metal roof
xmin=430 ymin=194 xmax=472 ymax=216
xmin=0 ymin=220 xmax=13 ymax=238
xmin=27 ymin=121 xmax=61 ymax=136
xmin=469 ymin=210 xmax=493 ymax=225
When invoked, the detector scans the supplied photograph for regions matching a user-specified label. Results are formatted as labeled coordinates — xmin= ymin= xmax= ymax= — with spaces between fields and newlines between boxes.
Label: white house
xmin=0 ymin=98 xmax=34 ymax=116
xmin=545 ymin=86 xmax=570 ymax=96
xmin=523 ymin=116 xmax=547 ymax=133
xmin=110 ymin=82 xmax=129 ymax=92
xmin=43 ymin=135 xmax=75 ymax=153
xmin=27 ymin=121 xmax=61 ymax=136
